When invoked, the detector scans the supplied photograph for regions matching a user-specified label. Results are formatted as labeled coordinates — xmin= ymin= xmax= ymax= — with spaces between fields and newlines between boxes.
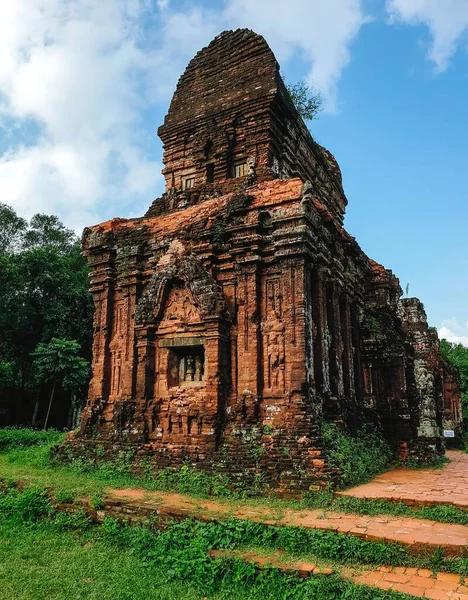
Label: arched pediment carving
xmin=135 ymin=240 xmax=228 ymax=325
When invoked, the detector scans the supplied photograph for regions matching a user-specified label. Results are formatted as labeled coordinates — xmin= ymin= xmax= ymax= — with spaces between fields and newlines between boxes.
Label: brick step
xmin=208 ymin=549 xmax=468 ymax=600
xmin=337 ymin=450 xmax=468 ymax=511
xmin=208 ymin=549 xmax=333 ymax=577
xmin=107 ymin=488 xmax=468 ymax=556
xmin=352 ymin=566 xmax=467 ymax=599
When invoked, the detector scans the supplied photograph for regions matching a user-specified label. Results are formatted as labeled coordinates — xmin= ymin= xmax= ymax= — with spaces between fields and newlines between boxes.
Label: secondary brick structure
xmin=71 ymin=30 xmax=461 ymax=493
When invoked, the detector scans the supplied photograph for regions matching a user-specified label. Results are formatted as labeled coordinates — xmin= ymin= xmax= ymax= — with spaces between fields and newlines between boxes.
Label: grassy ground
xmin=0 ymin=434 xmax=467 ymax=529
xmin=0 ymin=429 xmax=465 ymax=600
xmin=0 ymin=519 xmax=206 ymax=600
xmin=0 ymin=487 xmax=418 ymax=600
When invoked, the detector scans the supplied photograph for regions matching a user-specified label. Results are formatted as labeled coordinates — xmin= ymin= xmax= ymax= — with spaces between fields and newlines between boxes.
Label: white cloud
xmin=0 ymin=0 xmax=162 ymax=231
xmin=386 ymin=0 xmax=468 ymax=71
xmin=0 ymin=0 xmax=370 ymax=231
xmin=438 ymin=320 xmax=468 ymax=347
xmin=223 ymin=0 xmax=370 ymax=112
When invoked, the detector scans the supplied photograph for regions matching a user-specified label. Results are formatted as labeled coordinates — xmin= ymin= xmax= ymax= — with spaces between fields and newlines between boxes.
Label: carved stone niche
xmin=160 ymin=337 xmax=206 ymax=388
xmin=134 ymin=240 xmax=230 ymax=447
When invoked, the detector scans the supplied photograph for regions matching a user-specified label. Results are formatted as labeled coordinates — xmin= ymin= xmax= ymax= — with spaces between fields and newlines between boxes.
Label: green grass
xmin=1 ymin=484 xmax=467 ymax=577
xmin=0 ymin=517 xmax=209 ymax=600
xmin=303 ymin=490 xmax=468 ymax=526
xmin=0 ymin=427 xmax=64 ymax=450
xmin=0 ymin=487 xmax=420 ymax=600
xmin=2 ymin=429 xmax=466 ymax=599
xmin=1 ymin=429 xmax=467 ymax=531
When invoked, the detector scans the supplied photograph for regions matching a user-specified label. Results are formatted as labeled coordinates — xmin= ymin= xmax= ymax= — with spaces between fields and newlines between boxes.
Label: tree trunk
xmin=73 ymin=395 xmax=85 ymax=429
xmin=67 ymin=391 xmax=75 ymax=430
xmin=43 ymin=381 xmax=56 ymax=430
xmin=31 ymin=392 xmax=40 ymax=429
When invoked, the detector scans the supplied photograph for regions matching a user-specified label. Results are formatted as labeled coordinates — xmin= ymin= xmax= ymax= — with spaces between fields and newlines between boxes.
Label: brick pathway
xmin=337 ymin=451 xmax=468 ymax=509
xmin=109 ymin=488 xmax=468 ymax=556
xmin=209 ymin=549 xmax=334 ymax=577
xmin=207 ymin=550 xmax=467 ymax=599
xmin=352 ymin=566 xmax=468 ymax=599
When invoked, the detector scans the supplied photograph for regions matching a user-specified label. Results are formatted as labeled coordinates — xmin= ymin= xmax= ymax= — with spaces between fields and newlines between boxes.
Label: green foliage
xmin=440 ymin=339 xmax=468 ymax=431
xmin=90 ymin=492 xmax=105 ymax=510
xmin=361 ymin=313 xmax=381 ymax=335
xmin=0 ymin=515 xmax=416 ymax=600
xmin=404 ymin=453 xmax=448 ymax=470
xmin=0 ymin=427 xmax=64 ymax=449
xmin=210 ymin=217 xmax=229 ymax=245
xmin=94 ymin=514 xmax=468 ymax=583
xmin=6 ymin=483 xmax=468 ymax=599
xmin=32 ymin=338 xmax=89 ymax=391
xmin=286 ymin=80 xmax=323 ymax=121
xmin=67 ymin=452 xmax=251 ymax=498
xmin=321 ymin=422 xmax=393 ymax=489
xmin=0 ymin=203 xmax=27 ymax=253
xmin=54 ymin=488 xmax=76 ymax=504
xmin=22 ymin=213 xmax=76 ymax=252
xmin=0 ymin=487 xmax=53 ymax=521
xmin=53 ymin=507 xmax=91 ymax=530
xmin=304 ymin=489 xmax=468 ymax=526
xmin=31 ymin=338 xmax=89 ymax=428
xmin=0 ymin=361 xmax=16 ymax=388
xmin=150 ymin=464 xmax=233 ymax=497
xmin=0 ymin=205 xmax=93 ymax=429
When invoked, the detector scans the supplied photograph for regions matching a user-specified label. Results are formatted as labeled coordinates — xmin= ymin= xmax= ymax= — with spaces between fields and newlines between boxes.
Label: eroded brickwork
xmin=70 ymin=29 xmax=461 ymax=493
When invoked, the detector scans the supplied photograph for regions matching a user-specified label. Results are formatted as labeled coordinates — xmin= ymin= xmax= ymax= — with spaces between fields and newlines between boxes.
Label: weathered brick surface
xmin=70 ymin=29 xmax=461 ymax=493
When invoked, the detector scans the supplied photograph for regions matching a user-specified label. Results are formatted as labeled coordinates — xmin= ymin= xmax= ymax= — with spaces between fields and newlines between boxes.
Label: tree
xmin=440 ymin=339 xmax=468 ymax=429
xmin=286 ymin=80 xmax=323 ymax=121
xmin=0 ymin=205 xmax=93 ymax=427
xmin=0 ymin=203 xmax=27 ymax=253
xmin=31 ymin=339 xmax=89 ymax=430
xmin=23 ymin=213 xmax=76 ymax=252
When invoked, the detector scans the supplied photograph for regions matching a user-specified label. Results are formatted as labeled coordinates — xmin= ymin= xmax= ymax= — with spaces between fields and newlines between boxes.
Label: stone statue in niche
xmin=173 ymin=348 xmax=204 ymax=385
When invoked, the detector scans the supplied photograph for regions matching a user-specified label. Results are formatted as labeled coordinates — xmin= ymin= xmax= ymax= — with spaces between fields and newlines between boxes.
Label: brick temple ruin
xmin=71 ymin=29 xmax=462 ymax=492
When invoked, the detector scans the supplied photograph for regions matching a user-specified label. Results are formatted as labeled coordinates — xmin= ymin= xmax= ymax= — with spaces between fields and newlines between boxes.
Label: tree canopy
xmin=440 ymin=339 xmax=468 ymax=429
xmin=32 ymin=338 xmax=89 ymax=429
xmin=286 ymin=80 xmax=323 ymax=121
xmin=0 ymin=203 xmax=92 ymax=428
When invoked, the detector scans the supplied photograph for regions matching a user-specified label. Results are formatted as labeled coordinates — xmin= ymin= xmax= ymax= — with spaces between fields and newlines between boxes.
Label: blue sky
xmin=0 ymin=0 xmax=467 ymax=343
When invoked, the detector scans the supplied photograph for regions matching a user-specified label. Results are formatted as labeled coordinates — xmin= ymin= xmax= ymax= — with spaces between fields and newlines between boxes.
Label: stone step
xmin=208 ymin=549 xmax=333 ymax=577
xmin=107 ymin=488 xmax=468 ymax=556
xmin=208 ymin=550 xmax=467 ymax=600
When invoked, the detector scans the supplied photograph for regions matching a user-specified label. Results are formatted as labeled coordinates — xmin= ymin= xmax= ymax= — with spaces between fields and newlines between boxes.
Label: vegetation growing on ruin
xmin=286 ymin=80 xmax=323 ymax=121
xmin=321 ymin=422 xmax=393 ymax=489
xmin=3 ymin=428 xmax=468 ymax=531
